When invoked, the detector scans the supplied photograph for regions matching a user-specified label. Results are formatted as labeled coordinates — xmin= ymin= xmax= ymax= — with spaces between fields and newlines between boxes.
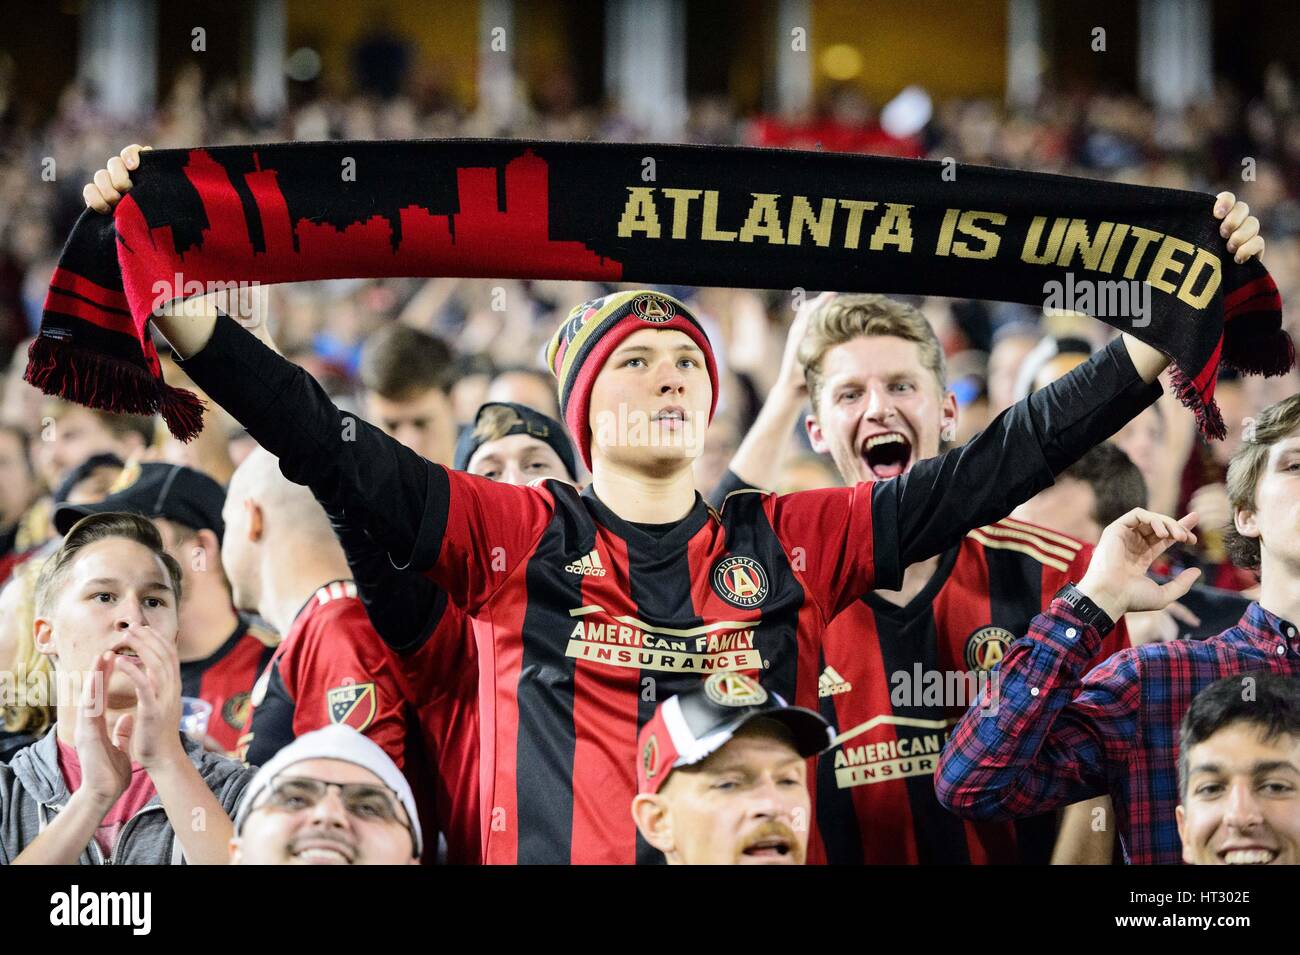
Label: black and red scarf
xmin=26 ymin=140 xmax=1291 ymax=440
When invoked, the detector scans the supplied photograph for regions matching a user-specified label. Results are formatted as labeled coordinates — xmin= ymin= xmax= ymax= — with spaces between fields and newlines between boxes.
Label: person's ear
xmin=805 ymin=414 xmax=829 ymax=455
xmin=631 ymin=794 xmax=675 ymax=856
xmin=940 ymin=390 xmax=959 ymax=444
xmin=1175 ymin=804 xmax=1191 ymax=864
xmin=244 ymin=499 xmax=264 ymax=543
xmin=33 ymin=616 xmax=56 ymax=660
xmin=1233 ymin=506 xmax=1259 ymax=540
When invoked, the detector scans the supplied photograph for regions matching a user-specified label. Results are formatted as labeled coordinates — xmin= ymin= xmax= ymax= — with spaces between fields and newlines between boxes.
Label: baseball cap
xmin=637 ymin=672 xmax=834 ymax=795
xmin=53 ymin=460 xmax=226 ymax=541
xmin=233 ymin=724 xmax=423 ymax=856
xmin=453 ymin=401 xmax=579 ymax=480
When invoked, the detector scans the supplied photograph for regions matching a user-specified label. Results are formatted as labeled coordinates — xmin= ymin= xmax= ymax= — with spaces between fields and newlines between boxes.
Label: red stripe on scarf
xmin=50 ymin=267 xmax=131 ymax=311
xmin=44 ymin=289 xmax=133 ymax=333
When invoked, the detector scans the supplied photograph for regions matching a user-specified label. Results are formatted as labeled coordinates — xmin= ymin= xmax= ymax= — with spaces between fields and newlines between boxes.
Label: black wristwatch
xmin=1054 ymin=582 xmax=1116 ymax=634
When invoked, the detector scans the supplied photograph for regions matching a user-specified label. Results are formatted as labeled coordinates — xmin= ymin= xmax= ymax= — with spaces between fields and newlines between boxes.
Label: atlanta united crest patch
xmin=642 ymin=734 xmax=659 ymax=780
xmin=704 ymin=671 xmax=768 ymax=707
xmin=222 ymin=691 xmax=251 ymax=731
xmin=631 ymin=293 xmax=676 ymax=323
xmin=710 ymin=555 xmax=769 ymax=608
xmin=964 ymin=626 xmax=1015 ymax=672
xmin=326 ymin=682 xmax=378 ymax=732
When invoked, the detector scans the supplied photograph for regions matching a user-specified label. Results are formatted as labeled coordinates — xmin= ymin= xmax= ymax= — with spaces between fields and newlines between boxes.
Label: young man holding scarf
xmin=82 ymin=145 xmax=1258 ymax=864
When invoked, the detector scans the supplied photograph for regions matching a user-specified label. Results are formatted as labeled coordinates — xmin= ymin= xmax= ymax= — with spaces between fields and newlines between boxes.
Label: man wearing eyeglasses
xmin=230 ymin=724 xmax=420 ymax=865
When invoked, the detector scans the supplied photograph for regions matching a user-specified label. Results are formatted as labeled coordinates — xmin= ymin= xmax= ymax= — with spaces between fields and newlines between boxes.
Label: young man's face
xmin=633 ymin=725 xmax=810 ymax=864
xmin=153 ymin=518 xmax=224 ymax=611
xmin=35 ymin=408 xmax=126 ymax=488
xmin=1177 ymin=722 xmax=1300 ymax=865
xmin=231 ymin=758 xmax=418 ymax=865
xmin=366 ymin=387 xmax=457 ymax=467
xmin=1111 ymin=405 xmax=1163 ymax=497
xmin=466 ymin=433 xmax=571 ymax=485
xmin=34 ymin=537 xmax=179 ymax=709
xmin=587 ymin=328 xmax=712 ymax=473
xmin=807 ymin=335 xmax=956 ymax=486
xmin=1234 ymin=427 xmax=1300 ymax=571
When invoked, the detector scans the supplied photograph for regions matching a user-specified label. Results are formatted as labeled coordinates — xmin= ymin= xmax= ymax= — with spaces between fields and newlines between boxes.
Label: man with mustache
xmin=230 ymin=723 xmax=420 ymax=865
xmin=632 ymin=672 xmax=833 ymax=865
xmin=1176 ymin=672 xmax=1300 ymax=866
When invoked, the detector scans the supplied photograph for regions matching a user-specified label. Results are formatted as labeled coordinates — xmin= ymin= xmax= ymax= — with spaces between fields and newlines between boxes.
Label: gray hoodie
xmin=0 ymin=730 xmax=253 ymax=864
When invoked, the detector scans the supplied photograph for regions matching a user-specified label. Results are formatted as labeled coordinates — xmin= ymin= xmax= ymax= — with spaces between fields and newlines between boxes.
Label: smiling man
xmin=231 ymin=724 xmax=421 ymax=865
xmin=1176 ymin=673 xmax=1300 ymax=866
xmin=632 ymin=672 xmax=833 ymax=865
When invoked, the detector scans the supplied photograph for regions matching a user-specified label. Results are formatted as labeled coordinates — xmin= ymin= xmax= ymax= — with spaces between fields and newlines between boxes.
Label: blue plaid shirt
xmin=935 ymin=599 xmax=1300 ymax=864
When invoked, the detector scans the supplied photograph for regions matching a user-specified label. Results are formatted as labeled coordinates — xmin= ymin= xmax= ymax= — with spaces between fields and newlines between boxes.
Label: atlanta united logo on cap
xmin=631 ymin=293 xmax=676 ymax=323
xmin=965 ymin=626 xmax=1015 ymax=671
xmin=711 ymin=555 xmax=769 ymax=608
xmin=705 ymin=672 xmax=769 ymax=707
xmin=642 ymin=734 xmax=659 ymax=780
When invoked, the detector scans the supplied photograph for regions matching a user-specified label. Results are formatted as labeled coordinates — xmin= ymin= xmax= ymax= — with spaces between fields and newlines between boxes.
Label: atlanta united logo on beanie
xmin=545 ymin=290 xmax=719 ymax=469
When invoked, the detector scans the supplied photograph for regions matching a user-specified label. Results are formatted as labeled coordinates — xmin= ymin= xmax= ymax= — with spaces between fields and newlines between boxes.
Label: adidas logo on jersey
xmin=819 ymin=666 xmax=852 ymax=697
xmin=565 ymin=551 xmax=607 ymax=577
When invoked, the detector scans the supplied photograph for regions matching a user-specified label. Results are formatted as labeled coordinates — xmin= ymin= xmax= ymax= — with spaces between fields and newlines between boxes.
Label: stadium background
xmin=1 ymin=0 xmax=1298 ymax=581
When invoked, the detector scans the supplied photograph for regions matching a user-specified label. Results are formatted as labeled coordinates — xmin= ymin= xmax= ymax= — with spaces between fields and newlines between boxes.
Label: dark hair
xmin=1225 ymin=393 xmax=1300 ymax=573
xmin=1060 ymin=442 xmax=1147 ymax=528
xmin=359 ymin=324 xmax=454 ymax=400
xmin=33 ymin=511 xmax=184 ymax=618
xmin=1179 ymin=673 xmax=1300 ymax=799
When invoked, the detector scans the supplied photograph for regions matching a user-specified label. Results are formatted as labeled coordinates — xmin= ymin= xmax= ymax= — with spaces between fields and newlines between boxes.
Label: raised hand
xmin=1213 ymin=192 xmax=1264 ymax=264
xmin=109 ymin=626 xmax=186 ymax=772
xmin=1077 ymin=508 xmax=1203 ymax=622
xmin=82 ymin=144 xmax=151 ymax=213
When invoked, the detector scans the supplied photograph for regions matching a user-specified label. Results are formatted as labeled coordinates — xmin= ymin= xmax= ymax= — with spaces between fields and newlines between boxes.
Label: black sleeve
xmin=321 ymin=499 xmax=450 ymax=654
xmin=873 ymin=337 xmax=1162 ymax=587
xmin=706 ymin=469 xmax=758 ymax=510
xmin=177 ymin=314 xmax=447 ymax=570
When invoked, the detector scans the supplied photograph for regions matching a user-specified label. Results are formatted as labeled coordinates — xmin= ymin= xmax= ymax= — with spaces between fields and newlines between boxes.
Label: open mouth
xmin=290 ymin=842 xmax=355 ymax=865
xmin=861 ymin=431 xmax=912 ymax=480
xmin=1220 ymin=847 xmax=1278 ymax=865
xmin=740 ymin=835 xmax=794 ymax=861
xmin=113 ymin=649 xmax=140 ymax=658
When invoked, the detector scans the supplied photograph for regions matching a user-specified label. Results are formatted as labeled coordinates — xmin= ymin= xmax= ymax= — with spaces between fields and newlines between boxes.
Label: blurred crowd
xmin=5 ymin=60 xmax=1300 ymax=547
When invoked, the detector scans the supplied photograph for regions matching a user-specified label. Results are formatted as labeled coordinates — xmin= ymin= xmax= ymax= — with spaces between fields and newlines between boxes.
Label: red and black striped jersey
xmin=810 ymin=518 xmax=1129 ymax=864
xmin=390 ymin=605 xmax=481 ymax=865
xmin=180 ymin=313 xmax=1162 ymax=866
xmin=416 ymin=474 xmax=883 ymax=864
xmin=179 ymin=613 xmax=276 ymax=756
xmin=239 ymin=581 xmax=409 ymax=769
